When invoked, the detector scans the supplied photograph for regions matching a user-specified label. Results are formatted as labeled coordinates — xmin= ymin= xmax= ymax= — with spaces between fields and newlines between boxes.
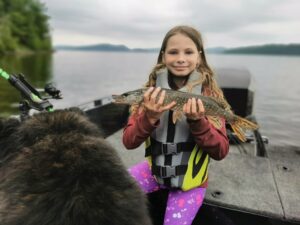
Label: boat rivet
xmin=282 ymin=166 xmax=289 ymax=171
xmin=212 ymin=190 xmax=223 ymax=198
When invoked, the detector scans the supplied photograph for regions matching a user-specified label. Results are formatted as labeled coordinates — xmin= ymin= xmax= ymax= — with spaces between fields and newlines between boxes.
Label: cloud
xmin=41 ymin=0 xmax=300 ymax=48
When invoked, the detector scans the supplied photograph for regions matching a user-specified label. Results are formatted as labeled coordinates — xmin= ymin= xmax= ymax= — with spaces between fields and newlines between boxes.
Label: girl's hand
xmin=183 ymin=98 xmax=205 ymax=121
xmin=144 ymin=87 xmax=176 ymax=125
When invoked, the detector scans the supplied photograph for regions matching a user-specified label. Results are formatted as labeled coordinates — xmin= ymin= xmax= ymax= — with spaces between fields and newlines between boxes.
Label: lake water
xmin=1 ymin=51 xmax=299 ymax=146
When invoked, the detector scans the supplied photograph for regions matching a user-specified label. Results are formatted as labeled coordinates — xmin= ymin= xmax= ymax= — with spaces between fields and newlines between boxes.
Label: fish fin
xmin=138 ymin=103 xmax=146 ymax=114
xmin=185 ymin=83 xmax=194 ymax=92
xmin=231 ymin=125 xmax=247 ymax=142
xmin=207 ymin=116 xmax=223 ymax=129
xmin=186 ymin=79 xmax=202 ymax=92
xmin=230 ymin=116 xmax=259 ymax=142
xmin=130 ymin=103 xmax=145 ymax=115
xmin=172 ymin=110 xmax=183 ymax=124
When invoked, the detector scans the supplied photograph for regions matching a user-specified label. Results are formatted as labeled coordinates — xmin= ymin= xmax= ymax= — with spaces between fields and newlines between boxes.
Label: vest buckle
xmin=162 ymin=143 xmax=177 ymax=155
xmin=161 ymin=166 xmax=176 ymax=178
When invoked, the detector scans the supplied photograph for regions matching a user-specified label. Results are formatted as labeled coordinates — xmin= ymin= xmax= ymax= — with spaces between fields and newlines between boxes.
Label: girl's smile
xmin=162 ymin=33 xmax=200 ymax=77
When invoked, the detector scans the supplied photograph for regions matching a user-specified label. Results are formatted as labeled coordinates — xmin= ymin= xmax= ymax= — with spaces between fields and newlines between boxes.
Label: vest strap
xmin=152 ymin=164 xmax=188 ymax=178
xmin=145 ymin=138 xmax=195 ymax=156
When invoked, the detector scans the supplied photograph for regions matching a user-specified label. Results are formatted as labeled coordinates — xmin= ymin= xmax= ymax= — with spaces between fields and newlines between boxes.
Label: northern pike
xmin=112 ymin=88 xmax=258 ymax=142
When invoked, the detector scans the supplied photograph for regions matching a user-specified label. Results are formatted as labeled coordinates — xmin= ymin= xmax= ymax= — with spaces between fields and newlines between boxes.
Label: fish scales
xmin=112 ymin=88 xmax=258 ymax=142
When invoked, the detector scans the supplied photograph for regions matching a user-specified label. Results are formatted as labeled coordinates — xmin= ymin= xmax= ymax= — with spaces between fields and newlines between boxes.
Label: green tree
xmin=0 ymin=0 xmax=52 ymax=54
xmin=0 ymin=16 xmax=18 ymax=53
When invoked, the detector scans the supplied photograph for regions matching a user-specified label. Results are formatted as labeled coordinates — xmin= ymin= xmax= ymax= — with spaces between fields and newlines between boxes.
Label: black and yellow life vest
xmin=145 ymin=68 xmax=209 ymax=191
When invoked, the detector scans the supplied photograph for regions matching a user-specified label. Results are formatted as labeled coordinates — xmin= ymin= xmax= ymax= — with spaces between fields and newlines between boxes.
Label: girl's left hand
xmin=183 ymin=98 xmax=205 ymax=121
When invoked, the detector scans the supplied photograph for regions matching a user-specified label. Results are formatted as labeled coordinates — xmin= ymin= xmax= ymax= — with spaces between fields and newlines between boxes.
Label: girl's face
xmin=162 ymin=33 xmax=200 ymax=77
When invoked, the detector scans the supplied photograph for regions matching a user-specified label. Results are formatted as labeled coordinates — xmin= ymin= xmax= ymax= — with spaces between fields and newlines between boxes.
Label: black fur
xmin=0 ymin=117 xmax=21 ymax=161
xmin=0 ymin=109 xmax=151 ymax=225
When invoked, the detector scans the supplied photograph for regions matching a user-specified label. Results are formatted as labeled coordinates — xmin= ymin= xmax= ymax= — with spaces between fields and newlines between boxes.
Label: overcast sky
xmin=41 ymin=0 xmax=300 ymax=48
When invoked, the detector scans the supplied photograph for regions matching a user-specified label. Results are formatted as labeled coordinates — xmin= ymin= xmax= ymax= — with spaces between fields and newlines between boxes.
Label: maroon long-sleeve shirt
xmin=122 ymin=111 xmax=229 ymax=187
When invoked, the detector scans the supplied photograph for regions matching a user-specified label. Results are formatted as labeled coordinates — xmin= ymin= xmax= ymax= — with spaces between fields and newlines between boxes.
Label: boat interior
xmin=81 ymin=68 xmax=300 ymax=225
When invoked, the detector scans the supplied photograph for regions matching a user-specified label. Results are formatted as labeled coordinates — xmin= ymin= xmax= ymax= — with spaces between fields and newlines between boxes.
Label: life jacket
xmin=145 ymin=68 xmax=209 ymax=191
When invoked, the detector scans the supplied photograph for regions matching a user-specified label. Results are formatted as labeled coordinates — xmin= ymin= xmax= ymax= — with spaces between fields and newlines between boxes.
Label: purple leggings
xmin=128 ymin=160 xmax=206 ymax=225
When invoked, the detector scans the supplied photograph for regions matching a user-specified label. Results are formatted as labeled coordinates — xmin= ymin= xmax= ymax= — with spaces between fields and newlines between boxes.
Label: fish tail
xmin=230 ymin=116 xmax=259 ymax=142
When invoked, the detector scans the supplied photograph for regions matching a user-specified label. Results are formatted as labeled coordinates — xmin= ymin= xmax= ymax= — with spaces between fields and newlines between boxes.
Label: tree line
xmin=223 ymin=44 xmax=300 ymax=55
xmin=0 ymin=0 xmax=52 ymax=54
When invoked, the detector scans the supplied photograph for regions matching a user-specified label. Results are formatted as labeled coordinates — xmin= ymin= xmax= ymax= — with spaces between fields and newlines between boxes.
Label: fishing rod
xmin=0 ymin=67 xmax=62 ymax=120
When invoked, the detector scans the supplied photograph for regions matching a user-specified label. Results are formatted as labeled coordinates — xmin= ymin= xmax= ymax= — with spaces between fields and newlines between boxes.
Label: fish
xmin=112 ymin=88 xmax=259 ymax=142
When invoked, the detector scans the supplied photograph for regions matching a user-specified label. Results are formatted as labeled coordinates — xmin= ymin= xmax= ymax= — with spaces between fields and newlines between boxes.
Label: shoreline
xmin=0 ymin=49 xmax=54 ymax=57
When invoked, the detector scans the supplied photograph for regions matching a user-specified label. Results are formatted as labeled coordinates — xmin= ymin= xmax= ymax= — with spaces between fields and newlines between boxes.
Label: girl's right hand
xmin=143 ymin=87 xmax=176 ymax=125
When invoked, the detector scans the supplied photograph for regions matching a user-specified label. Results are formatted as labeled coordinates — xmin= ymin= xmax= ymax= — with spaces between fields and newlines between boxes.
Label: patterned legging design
xmin=128 ymin=160 xmax=206 ymax=225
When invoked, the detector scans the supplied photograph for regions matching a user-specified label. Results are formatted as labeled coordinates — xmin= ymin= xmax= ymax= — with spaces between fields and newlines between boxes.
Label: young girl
xmin=123 ymin=25 xmax=229 ymax=225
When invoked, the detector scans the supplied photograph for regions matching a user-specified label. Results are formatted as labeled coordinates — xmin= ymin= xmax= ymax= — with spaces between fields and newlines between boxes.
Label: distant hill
xmin=55 ymin=44 xmax=159 ymax=52
xmin=205 ymin=47 xmax=227 ymax=54
xmin=55 ymin=44 xmax=130 ymax=52
xmin=131 ymin=48 xmax=160 ymax=52
xmin=223 ymin=44 xmax=300 ymax=55
xmin=55 ymin=43 xmax=300 ymax=55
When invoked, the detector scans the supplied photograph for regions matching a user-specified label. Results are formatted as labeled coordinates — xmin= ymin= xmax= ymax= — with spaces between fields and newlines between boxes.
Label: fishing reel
xmin=8 ymin=73 xmax=63 ymax=121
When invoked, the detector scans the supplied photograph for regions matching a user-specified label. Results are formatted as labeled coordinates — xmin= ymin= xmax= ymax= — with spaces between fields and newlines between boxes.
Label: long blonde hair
xmin=132 ymin=25 xmax=229 ymax=115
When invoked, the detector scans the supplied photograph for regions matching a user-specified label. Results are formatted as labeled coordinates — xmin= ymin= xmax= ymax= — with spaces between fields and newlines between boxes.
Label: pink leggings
xmin=128 ymin=160 xmax=206 ymax=225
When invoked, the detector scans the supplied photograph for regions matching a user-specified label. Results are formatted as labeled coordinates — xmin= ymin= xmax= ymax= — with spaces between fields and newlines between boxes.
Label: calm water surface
xmin=0 ymin=51 xmax=299 ymax=146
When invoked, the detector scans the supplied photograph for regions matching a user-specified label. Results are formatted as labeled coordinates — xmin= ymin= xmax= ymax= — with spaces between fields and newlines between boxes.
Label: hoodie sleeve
xmin=123 ymin=112 xmax=159 ymax=149
xmin=188 ymin=117 xmax=229 ymax=160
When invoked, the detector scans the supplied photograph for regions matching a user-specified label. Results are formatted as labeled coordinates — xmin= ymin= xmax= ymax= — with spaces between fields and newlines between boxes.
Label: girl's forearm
xmin=123 ymin=112 xmax=159 ymax=149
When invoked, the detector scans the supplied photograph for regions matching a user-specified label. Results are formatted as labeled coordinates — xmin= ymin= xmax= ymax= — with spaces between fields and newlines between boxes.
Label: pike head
xmin=112 ymin=89 xmax=145 ymax=105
